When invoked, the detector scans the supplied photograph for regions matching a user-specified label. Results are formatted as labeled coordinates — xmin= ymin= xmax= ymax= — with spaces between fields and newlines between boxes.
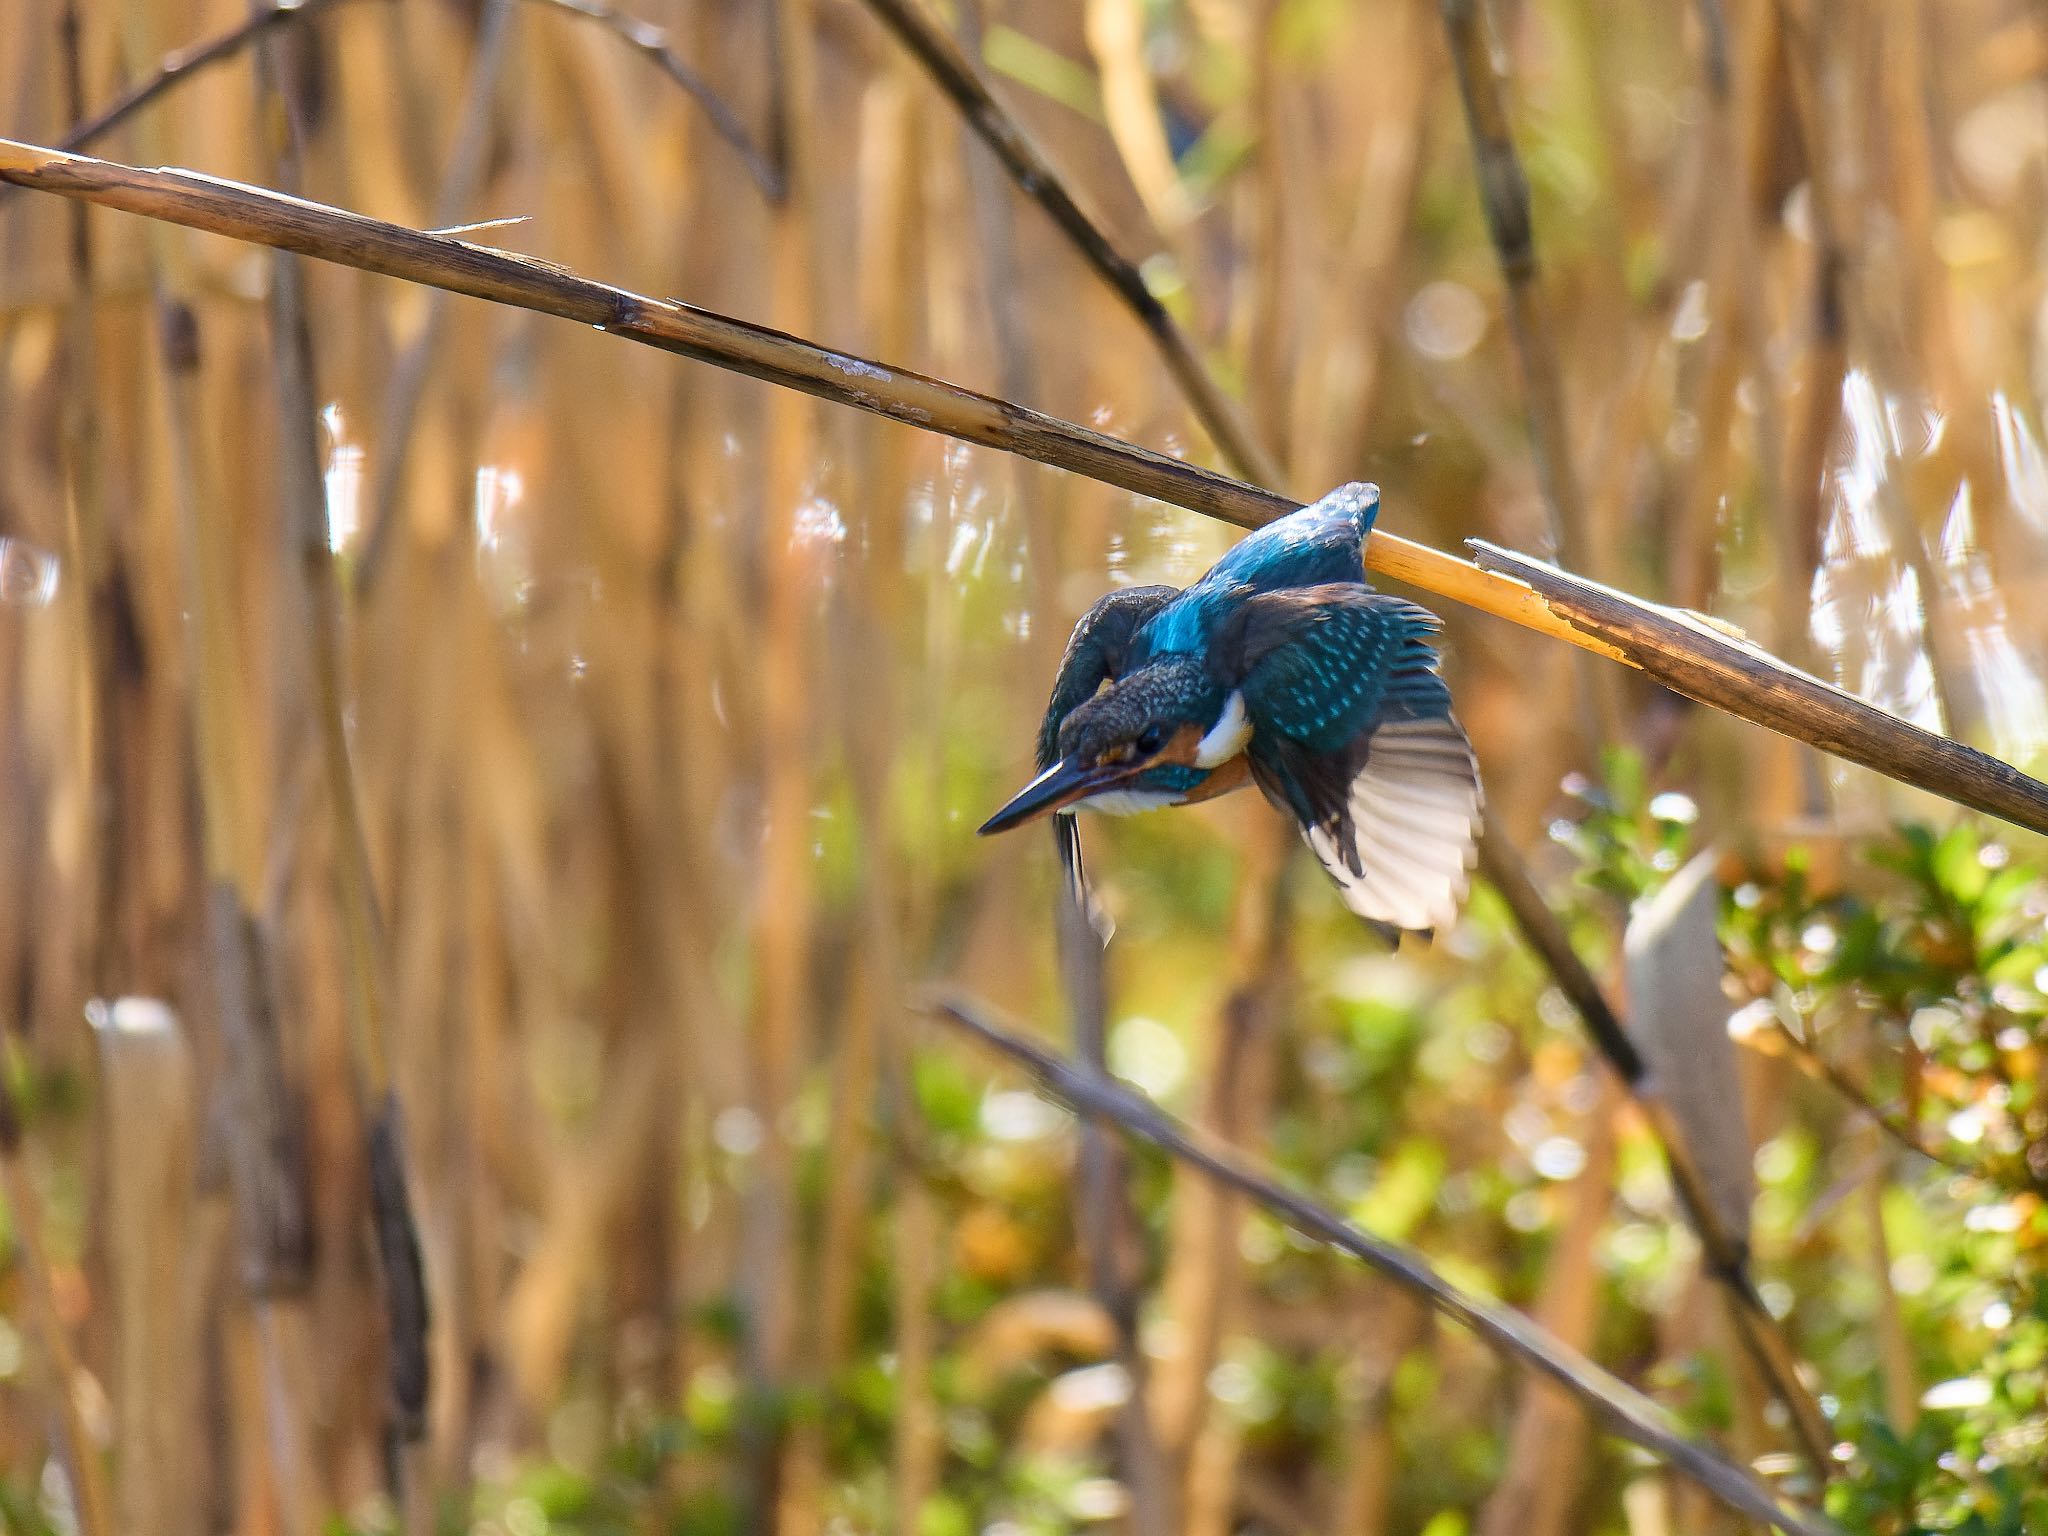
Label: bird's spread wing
xmin=1219 ymin=585 xmax=1482 ymax=938
xmin=1036 ymin=585 xmax=1179 ymax=767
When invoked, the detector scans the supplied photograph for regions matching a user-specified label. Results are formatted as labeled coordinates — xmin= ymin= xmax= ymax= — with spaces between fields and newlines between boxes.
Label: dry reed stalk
xmin=926 ymin=993 xmax=1844 ymax=1536
xmin=855 ymin=0 xmax=1279 ymax=488
xmin=1170 ymin=902 xmax=1299 ymax=1536
xmin=1054 ymin=831 xmax=1175 ymax=1536
xmin=1476 ymin=1078 xmax=1621 ymax=1536
xmin=1288 ymin=0 xmax=1436 ymax=494
xmin=810 ymin=66 xmax=922 ymax=1395
xmin=135 ymin=33 xmax=321 ymax=1486
xmin=53 ymin=0 xmax=126 ymax=998
xmin=1327 ymin=1294 xmax=1427 ymax=1536
xmin=889 ymin=1158 xmax=944 ymax=1536
xmin=1084 ymin=0 xmax=1194 ymax=237
xmin=244 ymin=56 xmax=432 ymax=1505
xmin=1438 ymin=0 xmax=1587 ymax=573
xmin=10 ymin=138 xmax=2045 ymax=832
xmin=745 ymin=1 xmax=823 ymax=1527
xmin=0 ymin=138 xmax=1629 ymax=647
xmin=1118 ymin=50 xmax=1397 ymax=1500
xmin=844 ymin=72 xmax=947 ymax=1536
xmin=89 ymin=997 xmax=203 ymax=1536
xmin=1243 ymin=0 xmax=1291 ymax=467
xmin=1769 ymin=0 xmax=1846 ymax=674
xmin=1149 ymin=824 xmax=1289 ymax=1485
xmin=353 ymin=0 xmax=515 ymax=597
xmin=951 ymin=0 xmax=1065 ymax=690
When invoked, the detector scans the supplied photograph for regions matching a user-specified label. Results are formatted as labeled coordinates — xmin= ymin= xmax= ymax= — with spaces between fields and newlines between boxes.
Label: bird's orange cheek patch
xmin=1151 ymin=721 xmax=1212 ymax=768
xmin=1184 ymin=754 xmax=1253 ymax=803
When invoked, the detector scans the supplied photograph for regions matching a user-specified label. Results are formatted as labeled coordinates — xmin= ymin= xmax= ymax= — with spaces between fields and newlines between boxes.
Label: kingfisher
xmin=978 ymin=482 xmax=1483 ymax=939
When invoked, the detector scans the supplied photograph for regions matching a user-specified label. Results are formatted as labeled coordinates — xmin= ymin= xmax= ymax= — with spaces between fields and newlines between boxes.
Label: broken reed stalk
xmin=854 ymin=0 xmax=1281 ymax=488
xmin=1477 ymin=824 xmax=1836 ymax=1475
xmin=5 ymin=137 xmax=2048 ymax=839
xmin=923 ymin=994 xmax=1844 ymax=1536
xmin=36 ymin=0 xmax=781 ymax=199
xmin=1465 ymin=542 xmax=2048 ymax=836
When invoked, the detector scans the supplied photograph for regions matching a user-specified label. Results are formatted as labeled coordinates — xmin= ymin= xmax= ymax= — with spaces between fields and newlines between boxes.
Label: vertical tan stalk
xmin=1476 ymin=1079 xmax=1622 ymax=1536
xmin=1438 ymin=0 xmax=1587 ymax=573
xmin=1057 ymin=834 xmax=1175 ymax=1536
xmin=1151 ymin=805 xmax=1292 ymax=1536
xmin=90 ymin=998 xmax=204 ymax=1536
xmin=812 ymin=67 xmax=919 ymax=1429
xmin=1771 ymin=0 xmax=1846 ymax=673
xmin=1328 ymin=1296 xmax=1428 ymax=1536
xmin=54 ymin=0 xmax=127 ymax=997
xmin=354 ymin=0 xmax=515 ymax=598
xmin=141 ymin=80 xmax=322 ymax=1515
xmin=751 ymin=0 xmax=823 ymax=1528
xmin=245 ymin=28 xmax=431 ymax=1519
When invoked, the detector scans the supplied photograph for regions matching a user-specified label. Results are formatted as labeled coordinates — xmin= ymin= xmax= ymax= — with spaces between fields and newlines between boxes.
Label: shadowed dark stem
xmin=1476 ymin=813 xmax=1835 ymax=1475
xmin=246 ymin=42 xmax=432 ymax=1503
xmin=1054 ymin=825 xmax=1175 ymax=1536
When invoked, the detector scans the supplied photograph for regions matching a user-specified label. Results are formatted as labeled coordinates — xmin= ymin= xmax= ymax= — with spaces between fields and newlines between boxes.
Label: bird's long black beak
xmin=978 ymin=757 xmax=1125 ymax=835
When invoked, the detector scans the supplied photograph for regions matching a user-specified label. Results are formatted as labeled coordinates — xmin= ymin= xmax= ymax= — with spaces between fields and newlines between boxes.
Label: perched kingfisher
xmin=978 ymin=482 xmax=1483 ymax=939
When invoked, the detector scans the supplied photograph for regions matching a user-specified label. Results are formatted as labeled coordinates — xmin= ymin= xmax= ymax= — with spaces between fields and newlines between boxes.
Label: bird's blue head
xmin=978 ymin=657 xmax=1241 ymax=833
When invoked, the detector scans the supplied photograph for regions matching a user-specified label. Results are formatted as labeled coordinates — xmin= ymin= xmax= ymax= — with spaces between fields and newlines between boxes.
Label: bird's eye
xmin=1136 ymin=725 xmax=1166 ymax=756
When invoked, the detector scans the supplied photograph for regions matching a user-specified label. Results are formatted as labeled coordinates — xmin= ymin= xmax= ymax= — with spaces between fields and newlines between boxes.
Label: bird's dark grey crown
xmin=1055 ymin=655 xmax=1217 ymax=763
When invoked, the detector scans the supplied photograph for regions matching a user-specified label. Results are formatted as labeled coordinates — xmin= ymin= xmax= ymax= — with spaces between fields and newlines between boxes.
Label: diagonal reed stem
xmin=855 ymin=0 xmax=1280 ymax=487
xmin=3 ymin=136 xmax=2048 ymax=838
xmin=922 ymin=993 xmax=1844 ymax=1536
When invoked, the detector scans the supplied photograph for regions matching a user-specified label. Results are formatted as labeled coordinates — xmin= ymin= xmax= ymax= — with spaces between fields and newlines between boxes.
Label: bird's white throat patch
xmin=1082 ymin=788 xmax=1184 ymax=815
xmin=1194 ymin=690 xmax=1251 ymax=767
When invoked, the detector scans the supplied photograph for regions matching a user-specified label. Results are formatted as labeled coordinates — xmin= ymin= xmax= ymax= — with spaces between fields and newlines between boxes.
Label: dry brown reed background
xmin=3 ymin=0 xmax=2048 ymax=1532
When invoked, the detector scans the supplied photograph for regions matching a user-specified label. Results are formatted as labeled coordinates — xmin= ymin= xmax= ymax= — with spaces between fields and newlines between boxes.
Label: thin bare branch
xmin=1761 ymin=1018 xmax=1980 ymax=1177
xmin=856 ymin=0 xmax=1280 ymax=486
xmin=53 ymin=0 xmax=358 ymax=158
xmin=922 ymin=993 xmax=1844 ymax=1536
xmin=523 ymin=0 xmax=784 ymax=198
xmin=39 ymin=0 xmax=781 ymax=199
xmin=5 ymin=137 xmax=2048 ymax=838
xmin=1478 ymin=817 xmax=1835 ymax=1475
